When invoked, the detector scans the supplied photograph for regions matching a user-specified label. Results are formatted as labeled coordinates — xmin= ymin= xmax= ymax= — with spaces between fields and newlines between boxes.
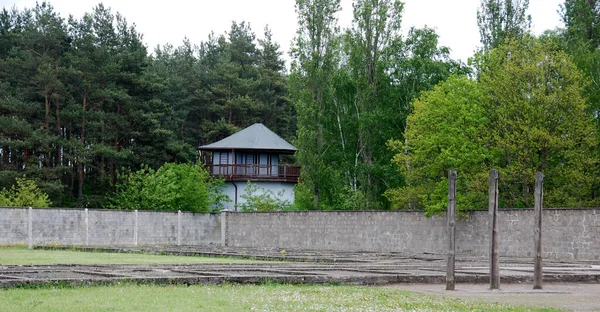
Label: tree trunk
xmin=78 ymin=87 xmax=87 ymax=204
xmin=0 ymin=145 xmax=7 ymax=168
xmin=67 ymin=122 xmax=75 ymax=201
xmin=77 ymin=161 xmax=84 ymax=204
xmin=24 ymin=148 xmax=30 ymax=167
xmin=100 ymin=121 xmax=105 ymax=193
xmin=110 ymin=161 xmax=115 ymax=189
xmin=44 ymin=90 xmax=50 ymax=133
xmin=56 ymin=99 xmax=62 ymax=166
xmin=44 ymin=89 xmax=51 ymax=167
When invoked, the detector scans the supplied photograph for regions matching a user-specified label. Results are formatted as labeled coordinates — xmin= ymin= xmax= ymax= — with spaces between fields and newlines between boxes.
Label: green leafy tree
xmin=108 ymin=163 xmax=227 ymax=212
xmin=0 ymin=178 xmax=51 ymax=207
xmin=561 ymin=0 xmax=600 ymax=44
xmin=290 ymin=0 xmax=342 ymax=210
xmin=339 ymin=0 xmax=404 ymax=209
xmin=386 ymin=75 xmax=491 ymax=214
xmin=290 ymin=0 xmax=466 ymax=210
xmin=477 ymin=0 xmax=531 ymax=50
xmin=479 ymin=37 xmax=598 ymax=208
xmin=560 ymin=0 xmax=600 ymax=132
xmin=390 ymin=36 xmax=598 ymax=214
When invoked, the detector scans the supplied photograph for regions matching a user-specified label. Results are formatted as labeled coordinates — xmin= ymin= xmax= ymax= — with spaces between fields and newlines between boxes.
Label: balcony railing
xmin=206 ymin=164 xmax=301 ymax=183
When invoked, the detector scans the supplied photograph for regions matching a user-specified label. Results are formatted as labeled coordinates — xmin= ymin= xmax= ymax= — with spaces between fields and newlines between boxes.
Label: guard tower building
xmin=198 ymin=123 xmax=300 ymax=210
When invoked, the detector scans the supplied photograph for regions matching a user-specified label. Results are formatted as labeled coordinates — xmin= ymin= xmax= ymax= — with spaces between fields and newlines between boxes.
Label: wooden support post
xmin=533 ymin=172 xmax=544 ymax=289
xmin=489 ymin=169 xmax=500 ymax=289
xmin=446 ymin=170 xmax=457 ymax=291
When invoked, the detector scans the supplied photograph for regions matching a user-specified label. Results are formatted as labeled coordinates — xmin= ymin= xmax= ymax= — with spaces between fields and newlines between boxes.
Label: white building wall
xmin=218 ymin=181 xmax=295 ymax=211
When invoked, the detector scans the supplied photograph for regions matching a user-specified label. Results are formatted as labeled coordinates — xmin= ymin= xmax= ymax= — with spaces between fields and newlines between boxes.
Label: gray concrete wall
xmin=88 ymin=209 xmax=136 ymax=245
xmin=137 ymin=211 xmax=178 ymax=245
xmin=0 ymin=208 xmax=28 ymax=245
xmin=180 ymin=213 xmax=222 ymax=245
xmin=32 ymin=208 xmax=87 ymax=245
xmin=1 ymin=208 xmax=598 ymax=260
xmin=225 ymin=209 xmax=600 ymax=260
xmin=225 ymin=211 xmax=447 ymax=253
xmin=0 ymin=208 xmax=221 ymax=247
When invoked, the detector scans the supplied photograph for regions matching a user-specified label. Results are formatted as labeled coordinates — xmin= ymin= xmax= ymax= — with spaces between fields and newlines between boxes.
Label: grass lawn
xmin=0 ymin=246 xmax=262 ymax=265
xmin=0 ymin=283 xmax=561 ymax=312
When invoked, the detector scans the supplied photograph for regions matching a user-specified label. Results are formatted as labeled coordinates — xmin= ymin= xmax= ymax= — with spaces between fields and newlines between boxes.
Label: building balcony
xmin=206 ymin=164 xmax=301 ymax=183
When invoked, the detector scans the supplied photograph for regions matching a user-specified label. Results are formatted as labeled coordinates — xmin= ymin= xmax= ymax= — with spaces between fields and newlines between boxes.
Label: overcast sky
xmin=4 ymin=0 xmax=564 ymax=64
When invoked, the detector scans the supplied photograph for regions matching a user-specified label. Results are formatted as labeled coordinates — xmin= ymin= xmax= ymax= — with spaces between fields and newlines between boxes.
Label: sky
xmin=3 ymin=0 xmax=564 ymax=64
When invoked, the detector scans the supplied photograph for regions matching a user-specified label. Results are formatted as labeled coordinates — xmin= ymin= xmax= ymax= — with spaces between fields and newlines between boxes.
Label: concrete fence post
xmin=134 ymin=210 xmax=139 ymax=247
xmin=221 ymin=211 xmax=228 ymax=247
xmin=177 ymin=210 xmax=182 ymax=246
xmin=27 ymin=207 xmax=33 ymax=249
xmin=85 ymin=208 xmax=89 ymax=246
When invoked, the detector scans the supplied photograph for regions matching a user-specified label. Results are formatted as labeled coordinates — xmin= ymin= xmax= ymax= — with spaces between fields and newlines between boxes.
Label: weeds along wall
xmin=0 ymin=208 xmax=598 ymax=260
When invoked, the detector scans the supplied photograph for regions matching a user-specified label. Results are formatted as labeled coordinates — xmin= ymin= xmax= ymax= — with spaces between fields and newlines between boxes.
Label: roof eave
xmin=198 ymin=147 xmax=297 ymax=154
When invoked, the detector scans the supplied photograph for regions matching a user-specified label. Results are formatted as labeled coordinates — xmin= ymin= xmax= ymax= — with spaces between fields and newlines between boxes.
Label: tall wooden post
xmin=533 ymin=172 xmax=544 ymax=289
xmin=489 ymin=169 xmax=500 ymax=289
xmin=446 ymin=170 xmax=457 ymax=291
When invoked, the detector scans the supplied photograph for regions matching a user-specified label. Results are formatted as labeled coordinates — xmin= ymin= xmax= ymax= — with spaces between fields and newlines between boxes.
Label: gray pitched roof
xmin=198 ymin=123 xmax=297 ymax=152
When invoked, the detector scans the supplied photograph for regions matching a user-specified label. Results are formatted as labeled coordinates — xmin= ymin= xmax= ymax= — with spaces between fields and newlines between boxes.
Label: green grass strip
xmin=0 ymin=283 xmax=562 ymax=312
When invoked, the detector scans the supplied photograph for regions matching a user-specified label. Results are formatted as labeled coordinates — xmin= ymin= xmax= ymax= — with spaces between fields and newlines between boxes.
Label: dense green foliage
xmin=388 ymin=37 xmax=598 ymax=214
xmin=477 ymin=0 xmax=531 ymax=50
xmin=108 ymin=163 xmax=227 ymax=212
xmin=560 ymin=0 xmax=600 ymax=132
xmin=237 ymin=181 xmax=294 ymax=212
xmin=290 ymin=0 xmax=464 ymax=210
xmin=479 ymin=37 xmax=597 ymax=208
xmin=0 ymin=178 xmax=51 ymax=207
xmin=2 ymin=1 xmax=600 ymax=211
xmin=387 ymin=76 xmax=490 ymax=213
xmin=0 ymin=3 xmax=291 ymax=207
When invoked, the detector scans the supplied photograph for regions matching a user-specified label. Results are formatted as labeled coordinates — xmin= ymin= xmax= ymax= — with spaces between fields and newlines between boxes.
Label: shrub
xmin=237 ymin=182 xmax=294 ymax=211
xmin=108 ymin=163 xmax=228 ymax=212
xmin=0 ymin=178 xmax=51 ymax=207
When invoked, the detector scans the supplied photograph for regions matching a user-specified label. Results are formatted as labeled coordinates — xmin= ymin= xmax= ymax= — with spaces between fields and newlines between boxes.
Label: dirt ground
xmin=388 ymin=283 xmax=600 ymax=311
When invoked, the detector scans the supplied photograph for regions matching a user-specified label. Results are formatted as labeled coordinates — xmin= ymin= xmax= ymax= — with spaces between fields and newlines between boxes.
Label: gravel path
xmin=388 ymin=283 xmax=600 ymax=311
